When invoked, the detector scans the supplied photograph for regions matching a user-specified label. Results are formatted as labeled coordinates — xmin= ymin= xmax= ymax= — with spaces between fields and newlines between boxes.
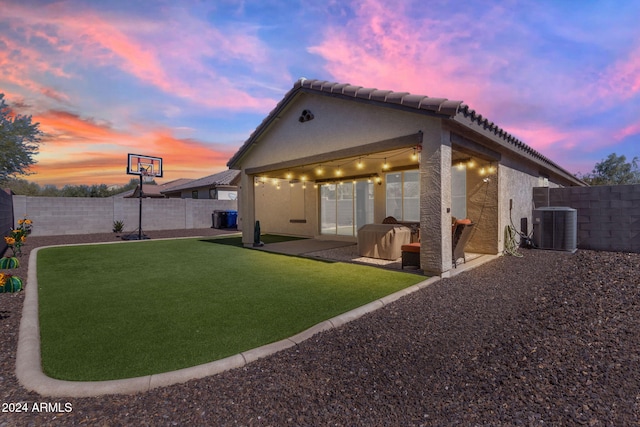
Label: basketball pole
xmin=138 ymin=173 xmax=143 ymax=240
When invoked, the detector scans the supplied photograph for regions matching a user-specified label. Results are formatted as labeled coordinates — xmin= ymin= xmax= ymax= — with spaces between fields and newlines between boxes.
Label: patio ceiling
xmin=253 ymin=146 xmax=421 ymax=184
xmin=250 ymin=147 xmax=493 ymax=186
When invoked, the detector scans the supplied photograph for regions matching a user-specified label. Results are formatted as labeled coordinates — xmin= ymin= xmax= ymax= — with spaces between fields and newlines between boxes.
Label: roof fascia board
xmin=245 ymin=132 xmax=423 ymax=176
xmin=450 ymin=132 xmax=502 ymax=162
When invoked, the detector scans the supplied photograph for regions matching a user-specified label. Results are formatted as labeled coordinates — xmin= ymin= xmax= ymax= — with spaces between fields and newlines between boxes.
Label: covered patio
xmin=240 ymin=129 xmax=499 ymax=276
xmin=228 ymin=79 xmax=583 ymax=276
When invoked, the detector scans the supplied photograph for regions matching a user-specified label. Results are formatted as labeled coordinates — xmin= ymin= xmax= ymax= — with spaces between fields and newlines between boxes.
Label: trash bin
xmin=212 ymin=210 xmax=224 ymax=229
xmin=226 ymin=210 xmax=238 ymax=228
xmin=219 ymin=211 xmax=228 ymax=228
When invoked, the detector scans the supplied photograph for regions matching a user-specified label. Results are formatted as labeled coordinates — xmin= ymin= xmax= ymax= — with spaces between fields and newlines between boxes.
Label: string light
xmin=357 ymin=158 xmax=364 ymax=169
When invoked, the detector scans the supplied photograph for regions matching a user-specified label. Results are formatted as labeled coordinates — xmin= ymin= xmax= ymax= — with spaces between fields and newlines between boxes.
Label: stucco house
xmin=161 ymin=169 xmax=240 ymax=199
xmin=227 ymin=78 xmax=585 ymax=276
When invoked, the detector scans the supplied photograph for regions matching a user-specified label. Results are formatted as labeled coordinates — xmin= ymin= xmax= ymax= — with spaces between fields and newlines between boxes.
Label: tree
xmin=576 ymin=153 xmax=640 ymax=186
xmin=0 ymin=176 xmax=148 ymax=197
xmin=0 ymin=94 xmax=42 ymax=180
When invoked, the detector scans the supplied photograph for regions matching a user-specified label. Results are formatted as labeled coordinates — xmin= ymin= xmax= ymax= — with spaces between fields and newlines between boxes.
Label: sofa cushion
xmin=401 ymin=242 xmax=421 ymax=253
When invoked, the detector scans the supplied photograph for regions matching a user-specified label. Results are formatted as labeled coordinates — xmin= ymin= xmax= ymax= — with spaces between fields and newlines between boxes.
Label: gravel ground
xmin=1 ymin=230 xmax=639 ymax=426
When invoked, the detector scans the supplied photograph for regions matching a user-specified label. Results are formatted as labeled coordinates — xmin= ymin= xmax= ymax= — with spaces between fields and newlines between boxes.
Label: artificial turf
xmin=37 ymin=237 xmax=423 ymax=381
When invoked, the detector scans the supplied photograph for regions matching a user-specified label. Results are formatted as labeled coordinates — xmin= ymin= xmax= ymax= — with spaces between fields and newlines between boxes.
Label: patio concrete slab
xmin=255 ymin=238 xmax=356 ymax=256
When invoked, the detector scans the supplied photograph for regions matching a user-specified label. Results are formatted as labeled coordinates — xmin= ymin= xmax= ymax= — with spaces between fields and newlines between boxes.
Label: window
xmin=451 ymin=165 xmax=467 ymax=219
xmin=215 ymin=190 xmax=238 ymax=200
xmin=320 ymin=180 xmax=374 ymax=236
xmin=191 ymin=190 xmax=199 ymax=199
xmin=385 ymin=170 xmax=419 ymax=221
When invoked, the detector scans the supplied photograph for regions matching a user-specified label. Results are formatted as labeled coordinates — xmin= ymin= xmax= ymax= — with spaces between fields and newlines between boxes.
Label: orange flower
xmin=4 ymin=236 xmax=15 ymax=245
xmin=20 ymin=235 xmax=26 ymax=243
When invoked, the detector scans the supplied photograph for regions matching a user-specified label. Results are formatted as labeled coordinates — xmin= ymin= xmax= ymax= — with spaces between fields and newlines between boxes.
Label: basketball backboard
xmin=127 ymin=153 xmax=163 ymax=177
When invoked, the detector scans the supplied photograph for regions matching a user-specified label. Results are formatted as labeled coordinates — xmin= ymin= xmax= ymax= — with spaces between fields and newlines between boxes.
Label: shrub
xmin=113 ymin=220 xmax=125 ymax=233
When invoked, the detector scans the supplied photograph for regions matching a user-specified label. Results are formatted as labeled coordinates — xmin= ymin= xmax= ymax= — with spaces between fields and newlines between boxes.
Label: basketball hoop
xmin=123 ymin=153 xmax=163 ymax=241
xmin=142 ymin=171 xmax=155 ymax=183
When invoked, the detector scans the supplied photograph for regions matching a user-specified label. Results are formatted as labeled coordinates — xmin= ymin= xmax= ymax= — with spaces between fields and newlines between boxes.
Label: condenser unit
xmin=533 ymin=207 xmax=577 ymax=252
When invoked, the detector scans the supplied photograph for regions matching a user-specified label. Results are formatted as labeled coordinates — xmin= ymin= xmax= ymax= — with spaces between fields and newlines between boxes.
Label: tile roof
xmin=228 ymin=78 xmax=584 ymax=185
xmin=114 ymin=178 xmax=191 ymax=198
xmin=298 ymin=79 xmax=463 ymax=115
xmin=161 ymin=169 xmax=240 ymax=194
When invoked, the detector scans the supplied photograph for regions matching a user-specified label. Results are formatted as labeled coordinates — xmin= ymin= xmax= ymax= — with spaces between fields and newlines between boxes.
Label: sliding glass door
xmin=385 ymin=170 xmax=419 ymax=221
xmin=320 ymin=180 xmax=373 ymax=236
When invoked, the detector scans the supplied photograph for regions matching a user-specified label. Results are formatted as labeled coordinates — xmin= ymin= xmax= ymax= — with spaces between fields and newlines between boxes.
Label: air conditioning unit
xmin=533 ymin=207 xmax=577 ymax=252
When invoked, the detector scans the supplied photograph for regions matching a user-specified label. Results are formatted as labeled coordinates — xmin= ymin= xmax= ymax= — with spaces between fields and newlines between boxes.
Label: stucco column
xmin=420 ymin=126 xmax=453 ymax=276
xmin=239 ymin=172 xmax=256 ymax=245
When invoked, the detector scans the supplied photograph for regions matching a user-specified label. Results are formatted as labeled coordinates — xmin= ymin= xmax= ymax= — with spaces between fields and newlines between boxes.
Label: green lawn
xmin=37 ymin=237 xmax=423 ymax=381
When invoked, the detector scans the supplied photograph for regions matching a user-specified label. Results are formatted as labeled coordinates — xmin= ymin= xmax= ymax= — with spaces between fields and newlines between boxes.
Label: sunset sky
xmin=1 ymin=0 xmax=639 ymax=187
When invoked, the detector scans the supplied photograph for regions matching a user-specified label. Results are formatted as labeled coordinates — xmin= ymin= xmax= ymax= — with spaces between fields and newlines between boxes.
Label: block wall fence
xmin=0 ymin=190 xmax=14 ymax=253
xmin=533 ymin=184 xmax=640 ymax=253
xmin=11 ymin=195 xmax=237 ymax=237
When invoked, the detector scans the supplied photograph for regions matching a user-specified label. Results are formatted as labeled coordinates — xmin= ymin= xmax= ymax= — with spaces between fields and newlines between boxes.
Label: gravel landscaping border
xmin=1 ymin=229 xmax=639 ymax=425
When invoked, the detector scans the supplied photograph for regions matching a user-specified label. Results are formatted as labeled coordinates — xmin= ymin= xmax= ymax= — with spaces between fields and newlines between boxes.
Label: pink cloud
xmin=598 ymin=44 xmax=640 ymax=99
xmin=39 ymin=87 xmax=71 ymax=104
xmin=36 ymin=110 xmax=122 ymax=143
xmin=307 ymin=0 xmax=505 ymax=109
xmin=507 ymin=123 xmax=583 ymax=152
xmin=28 ymin=109 xmax=235 ymax=186
xmin=1 ymin=3 xmax=278 ymax=112
xmin=0 ymin=35 xmax=70 ymax=95
xmin=614 ymin=122 xmax=640 ymax=141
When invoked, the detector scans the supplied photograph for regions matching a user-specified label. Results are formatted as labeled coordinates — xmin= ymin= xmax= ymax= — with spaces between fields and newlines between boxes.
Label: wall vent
xmin=533 ymin=207 xmax=577 ymax=252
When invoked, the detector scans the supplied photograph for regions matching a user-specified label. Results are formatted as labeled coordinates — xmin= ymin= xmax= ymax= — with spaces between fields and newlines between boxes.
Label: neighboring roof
xmin=161 ymin=169 xmax=240 ymax=194
xmin=119 ymin=178 xmax=194 ymax=198
xmin=228 ymin=78 xmax=585 ymax=186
